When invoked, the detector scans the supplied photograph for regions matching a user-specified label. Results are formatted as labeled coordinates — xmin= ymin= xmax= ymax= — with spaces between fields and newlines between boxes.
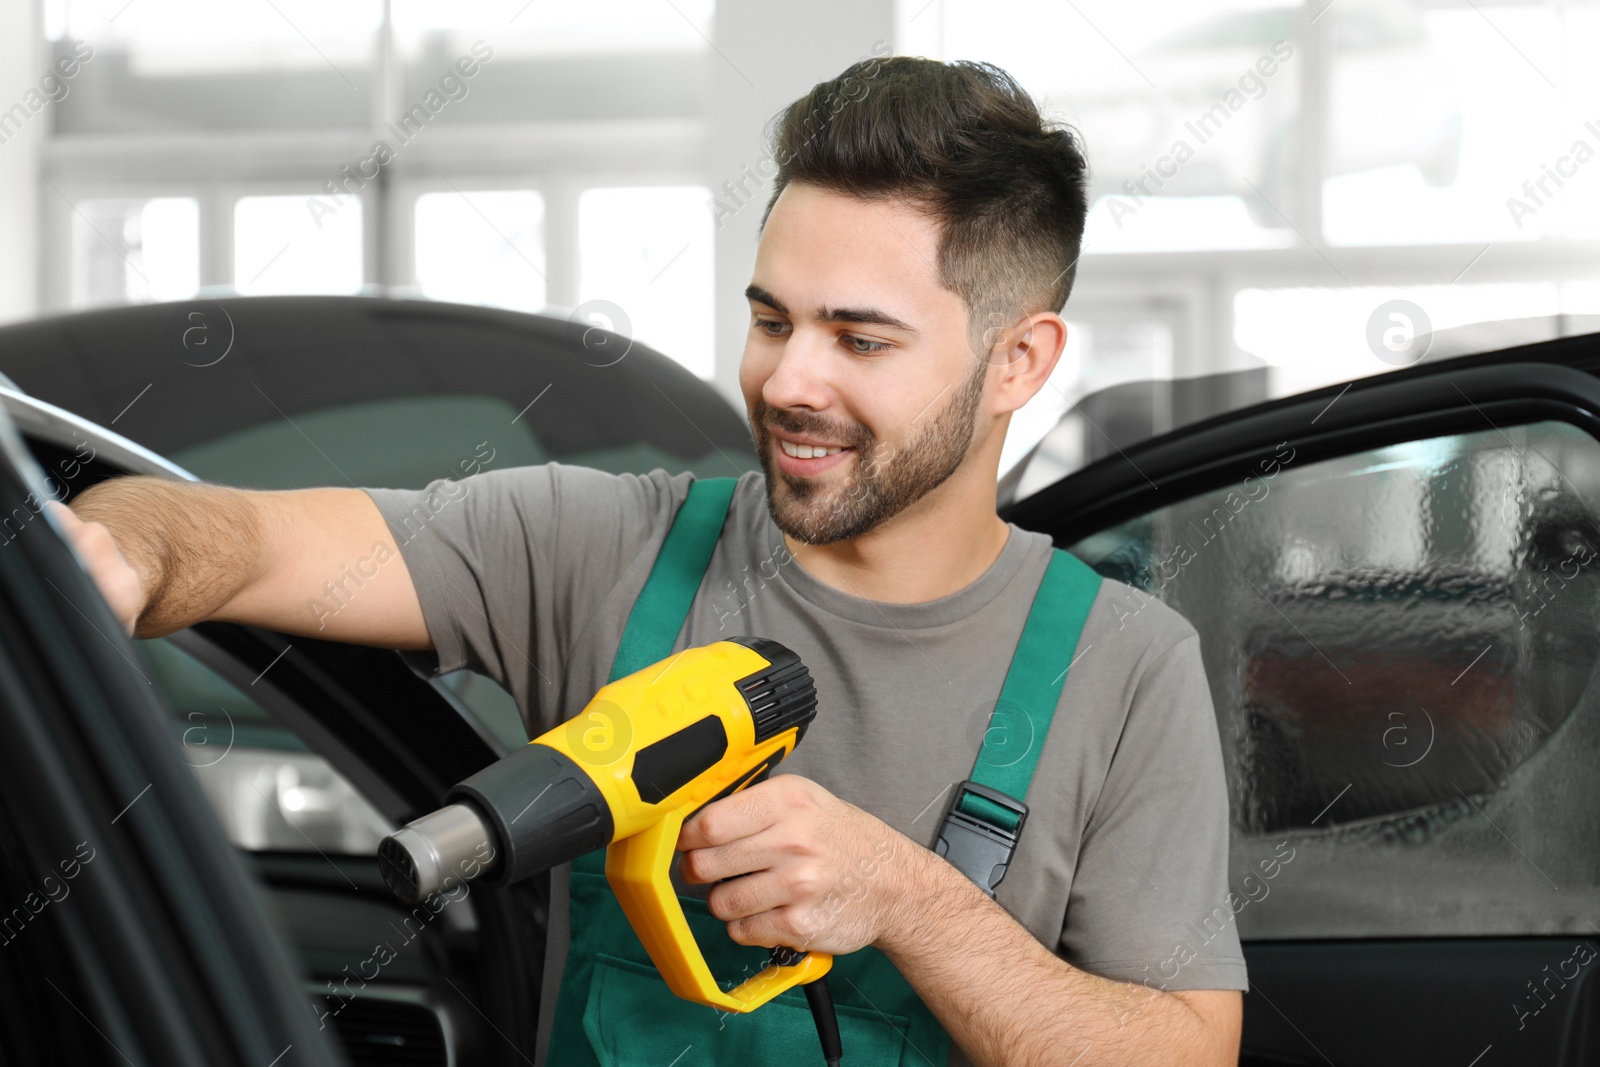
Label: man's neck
xmin=780 ymin=478 xmax=1012 ymax=605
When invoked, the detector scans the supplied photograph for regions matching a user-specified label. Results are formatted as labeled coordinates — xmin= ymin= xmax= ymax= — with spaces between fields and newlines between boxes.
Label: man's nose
xmin=760 ymin=329 xmax=836 ymax=413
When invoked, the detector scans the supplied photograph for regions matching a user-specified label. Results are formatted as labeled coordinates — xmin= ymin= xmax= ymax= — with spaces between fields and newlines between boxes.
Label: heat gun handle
xmin=604 ymin=805 xmax=833 ymax=1011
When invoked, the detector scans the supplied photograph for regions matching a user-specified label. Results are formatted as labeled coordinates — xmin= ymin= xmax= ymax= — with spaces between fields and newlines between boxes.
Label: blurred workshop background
xmin=1 ymin=0 xmax=1597 ymax=491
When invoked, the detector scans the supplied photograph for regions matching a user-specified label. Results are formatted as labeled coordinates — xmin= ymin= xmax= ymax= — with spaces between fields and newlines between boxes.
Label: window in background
xmin=234 ymin=195 xmax=363 ymax=297
xmin=46 ymin=0 xmax=380 ymax=132
xmin=1322 ymin=1 xmax=1600 ymax=244
xmin=1564 ymin=280 xmax=1600 ymax=316
xmin=1234 ymin=282 xmax=1565 ymax=396
xmin=392 ymin=0 xmax=713 ymax=55
xmin=579 ymin=186 xmax=714 ymax=379
xmin=390 ymin=0 xmax=714 ymax=124
xmin=942 ymin=0 xmax=1600 ymax=250
xmin=999 ymin=318 xmax=1084 ymax=479
xmin=943 ymin=0 xmax=1305 ymax=251
xmin=1006 ymin=318 xmax=1176 ymax=499
xmin=70 ymin=197 xmax=199 ymax=310
xmin=414 ymin=190 xmax=547 ymax=312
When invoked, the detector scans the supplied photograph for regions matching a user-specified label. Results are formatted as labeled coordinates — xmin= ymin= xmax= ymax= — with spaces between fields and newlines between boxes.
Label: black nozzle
xmin=449 ymin=742 xmax=615 ymax=888
xmin=378 ymin=742 xmax=615 ymax=905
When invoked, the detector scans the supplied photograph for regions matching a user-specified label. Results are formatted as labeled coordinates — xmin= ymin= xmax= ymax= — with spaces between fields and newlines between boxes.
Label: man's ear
xmin=986 ymin=311 xmax=1068 ymax=415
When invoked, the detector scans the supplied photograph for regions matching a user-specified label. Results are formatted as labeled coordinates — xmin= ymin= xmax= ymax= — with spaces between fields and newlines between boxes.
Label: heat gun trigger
xmin=768 ymin=945 xmax=809 ymax=968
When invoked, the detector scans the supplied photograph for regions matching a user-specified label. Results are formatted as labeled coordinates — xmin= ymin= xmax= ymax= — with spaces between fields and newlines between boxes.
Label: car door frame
xmin=1004 ymin=358 xmax=1600 ymax=545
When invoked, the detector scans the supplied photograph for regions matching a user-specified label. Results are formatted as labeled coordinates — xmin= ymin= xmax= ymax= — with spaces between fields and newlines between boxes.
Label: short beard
xmin=753 ymin=355 xmax=988 ymax=545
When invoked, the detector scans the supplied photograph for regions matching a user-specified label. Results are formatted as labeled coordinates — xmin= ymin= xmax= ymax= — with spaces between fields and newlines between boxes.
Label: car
xmin=1005 ymin=331 xmax=1600 ymax=1065
xmin=0 ymin=294 xmax=758 ymax=756
xmin=0 ymin=296 xmax=756 ymax=1066
xmin=2 ymin=296 xmax=1597 ymax=1064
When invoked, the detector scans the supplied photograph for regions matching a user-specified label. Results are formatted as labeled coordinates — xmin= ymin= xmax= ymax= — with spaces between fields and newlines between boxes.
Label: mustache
xmin=757 ymin=403 xmax=871 ymax=448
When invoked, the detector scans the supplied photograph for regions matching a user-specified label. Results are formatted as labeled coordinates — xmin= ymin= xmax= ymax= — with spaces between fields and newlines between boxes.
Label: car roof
xmin=0 ymin=295 xmax=751 ymax=468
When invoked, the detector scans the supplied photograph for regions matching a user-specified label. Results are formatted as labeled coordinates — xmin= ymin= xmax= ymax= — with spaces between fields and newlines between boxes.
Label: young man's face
xmin=740 ymin=182 xmax=995 ymax=545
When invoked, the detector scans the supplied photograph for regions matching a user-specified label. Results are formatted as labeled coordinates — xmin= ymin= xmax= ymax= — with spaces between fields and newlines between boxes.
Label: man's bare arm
xmin=879 ymin=843 xmax=1242 ymax=1066
xmin=49 ymin=476 xmax=433 ymax=650
xmin=682 ymin=774 xmax=1242 ymax=1067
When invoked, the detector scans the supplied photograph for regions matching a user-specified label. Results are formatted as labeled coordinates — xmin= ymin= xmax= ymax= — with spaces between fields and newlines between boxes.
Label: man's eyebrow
xmin=818 ymin=304 xmax=919 ymax=335
xmin=744 ymin=284 xmax=919 ymax=336
xmin=745 ymin=284 xmax=788 ymax=314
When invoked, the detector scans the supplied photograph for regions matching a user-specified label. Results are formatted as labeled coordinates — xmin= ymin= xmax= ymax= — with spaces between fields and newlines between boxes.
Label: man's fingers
xmin=43 ymin=498 xmax=74 ymax=524
xmin=680 ymin=825 xmax=791 ymax=885
xmin=725 ymin=907 xmax=806 ymax=950
xmin=677 ymin=779 xmax=779 ymax=851
xmin=44 ymin=501 xmax=145 ymax=636
xmin=706 ymin=870 xmax=790 ymax=922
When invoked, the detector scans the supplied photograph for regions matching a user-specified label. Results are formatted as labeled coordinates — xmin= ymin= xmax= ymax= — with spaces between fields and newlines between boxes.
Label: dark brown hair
xmin=759 ymin=56 xmax=1090 ymax=350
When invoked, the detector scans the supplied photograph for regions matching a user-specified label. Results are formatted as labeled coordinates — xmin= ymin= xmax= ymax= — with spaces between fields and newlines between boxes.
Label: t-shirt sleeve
xmin=1058 ymin=631 xmax=1249 ymax=992
xmin=359 ymin=461 xmax=692 ymax=730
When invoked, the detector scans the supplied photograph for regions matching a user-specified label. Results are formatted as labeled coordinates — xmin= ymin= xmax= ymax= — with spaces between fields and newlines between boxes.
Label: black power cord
xmin=769 ymin=946 xmax=843 ymax=1065
xmin=803 ymin=977 xmax=843 ymax=1067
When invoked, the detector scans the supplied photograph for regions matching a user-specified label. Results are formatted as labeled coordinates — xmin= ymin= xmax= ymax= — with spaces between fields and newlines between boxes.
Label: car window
xmin=1069 ymin=419 xmax=1600 ymax=939
xmin=132 ymin=636 xmax=392 ymax=853
xmin=166 ymin=393 xmax=755 ymax=491
xmin=165 ymin=392 xmax=758 ymax=750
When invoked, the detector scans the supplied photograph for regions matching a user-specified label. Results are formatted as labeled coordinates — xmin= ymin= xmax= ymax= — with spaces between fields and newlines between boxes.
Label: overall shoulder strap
xmin=940 ymin=547 xmax=1103 ymax=892
xmin=607 ymin=476 xmax=738 ymax=683
xmin=970 ymin=547 xmax=1103 ymax=807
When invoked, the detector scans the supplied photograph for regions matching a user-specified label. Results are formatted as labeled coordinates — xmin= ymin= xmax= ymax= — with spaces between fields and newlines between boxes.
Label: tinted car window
xmin=166 ymin=393 xmax=751 ymax=491
xmin=1070 ymin=420 xmax=1600 ymax=938
xmin=163 ymin=392 xmax=758 ymax=749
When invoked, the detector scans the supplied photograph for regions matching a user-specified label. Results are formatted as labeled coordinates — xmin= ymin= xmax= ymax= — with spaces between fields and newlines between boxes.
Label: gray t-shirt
xmin=362 ymin=463 xmax=1247 ymax=1066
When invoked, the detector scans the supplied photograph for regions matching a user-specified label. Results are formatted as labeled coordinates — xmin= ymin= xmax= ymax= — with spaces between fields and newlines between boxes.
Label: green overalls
xmin=545 ymin=478 xmax=1102 ymax=1066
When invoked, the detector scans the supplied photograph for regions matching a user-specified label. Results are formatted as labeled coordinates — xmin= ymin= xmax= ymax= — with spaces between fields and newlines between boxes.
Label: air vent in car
xmin=316 ymin=992 xmax=449 ymax=1066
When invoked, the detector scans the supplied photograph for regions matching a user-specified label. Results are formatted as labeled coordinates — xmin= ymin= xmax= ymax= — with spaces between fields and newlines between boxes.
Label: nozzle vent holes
xmin=378 ymin=837 xmax=420 ymax=904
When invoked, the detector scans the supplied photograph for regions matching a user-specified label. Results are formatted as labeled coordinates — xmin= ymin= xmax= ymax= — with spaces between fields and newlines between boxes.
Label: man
xmin=55 ymin=56 xmax=1244 ymax=1066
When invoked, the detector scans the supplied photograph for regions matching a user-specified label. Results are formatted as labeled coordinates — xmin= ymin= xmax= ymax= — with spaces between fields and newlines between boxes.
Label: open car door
xmin=1 ymin=383 xmax=549 ymax=1067
xmin=1005 ymin=348 xmax=1600 ymax=1065
xmin=0 ymin=402 xmax=346 ymax=1066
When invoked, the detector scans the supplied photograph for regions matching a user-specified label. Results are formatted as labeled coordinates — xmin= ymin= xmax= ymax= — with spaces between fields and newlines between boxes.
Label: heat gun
xmin=377 ymin=635 xmax=844 ymax=1064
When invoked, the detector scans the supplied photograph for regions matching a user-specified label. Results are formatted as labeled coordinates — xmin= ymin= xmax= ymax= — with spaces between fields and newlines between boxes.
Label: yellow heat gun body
xmin=378 ymin=635 xmax=831 ymax=1015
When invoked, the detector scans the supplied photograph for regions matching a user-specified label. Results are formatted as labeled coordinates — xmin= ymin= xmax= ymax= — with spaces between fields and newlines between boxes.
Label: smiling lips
xmin=771 ymin=434 xmax=854 ymax=475
xmin=778 ymin=438 xmax=847 ymax=459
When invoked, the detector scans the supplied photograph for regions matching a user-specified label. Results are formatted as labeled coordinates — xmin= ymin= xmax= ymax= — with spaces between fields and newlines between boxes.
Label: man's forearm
xmin=877 ymin=847 xmax=1237 ymax=1067
xmin=69 ymin=475 xmax=267 ymax=637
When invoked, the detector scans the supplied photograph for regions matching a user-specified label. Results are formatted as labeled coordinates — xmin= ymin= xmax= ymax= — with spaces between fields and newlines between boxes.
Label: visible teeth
xmin=780 ymin=439 xmax=844 ymax=459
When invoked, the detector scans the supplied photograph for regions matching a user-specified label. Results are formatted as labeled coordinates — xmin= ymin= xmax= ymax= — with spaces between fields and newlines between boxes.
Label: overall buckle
xmin=934 ymin=780 xmax=1028 ymax=897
